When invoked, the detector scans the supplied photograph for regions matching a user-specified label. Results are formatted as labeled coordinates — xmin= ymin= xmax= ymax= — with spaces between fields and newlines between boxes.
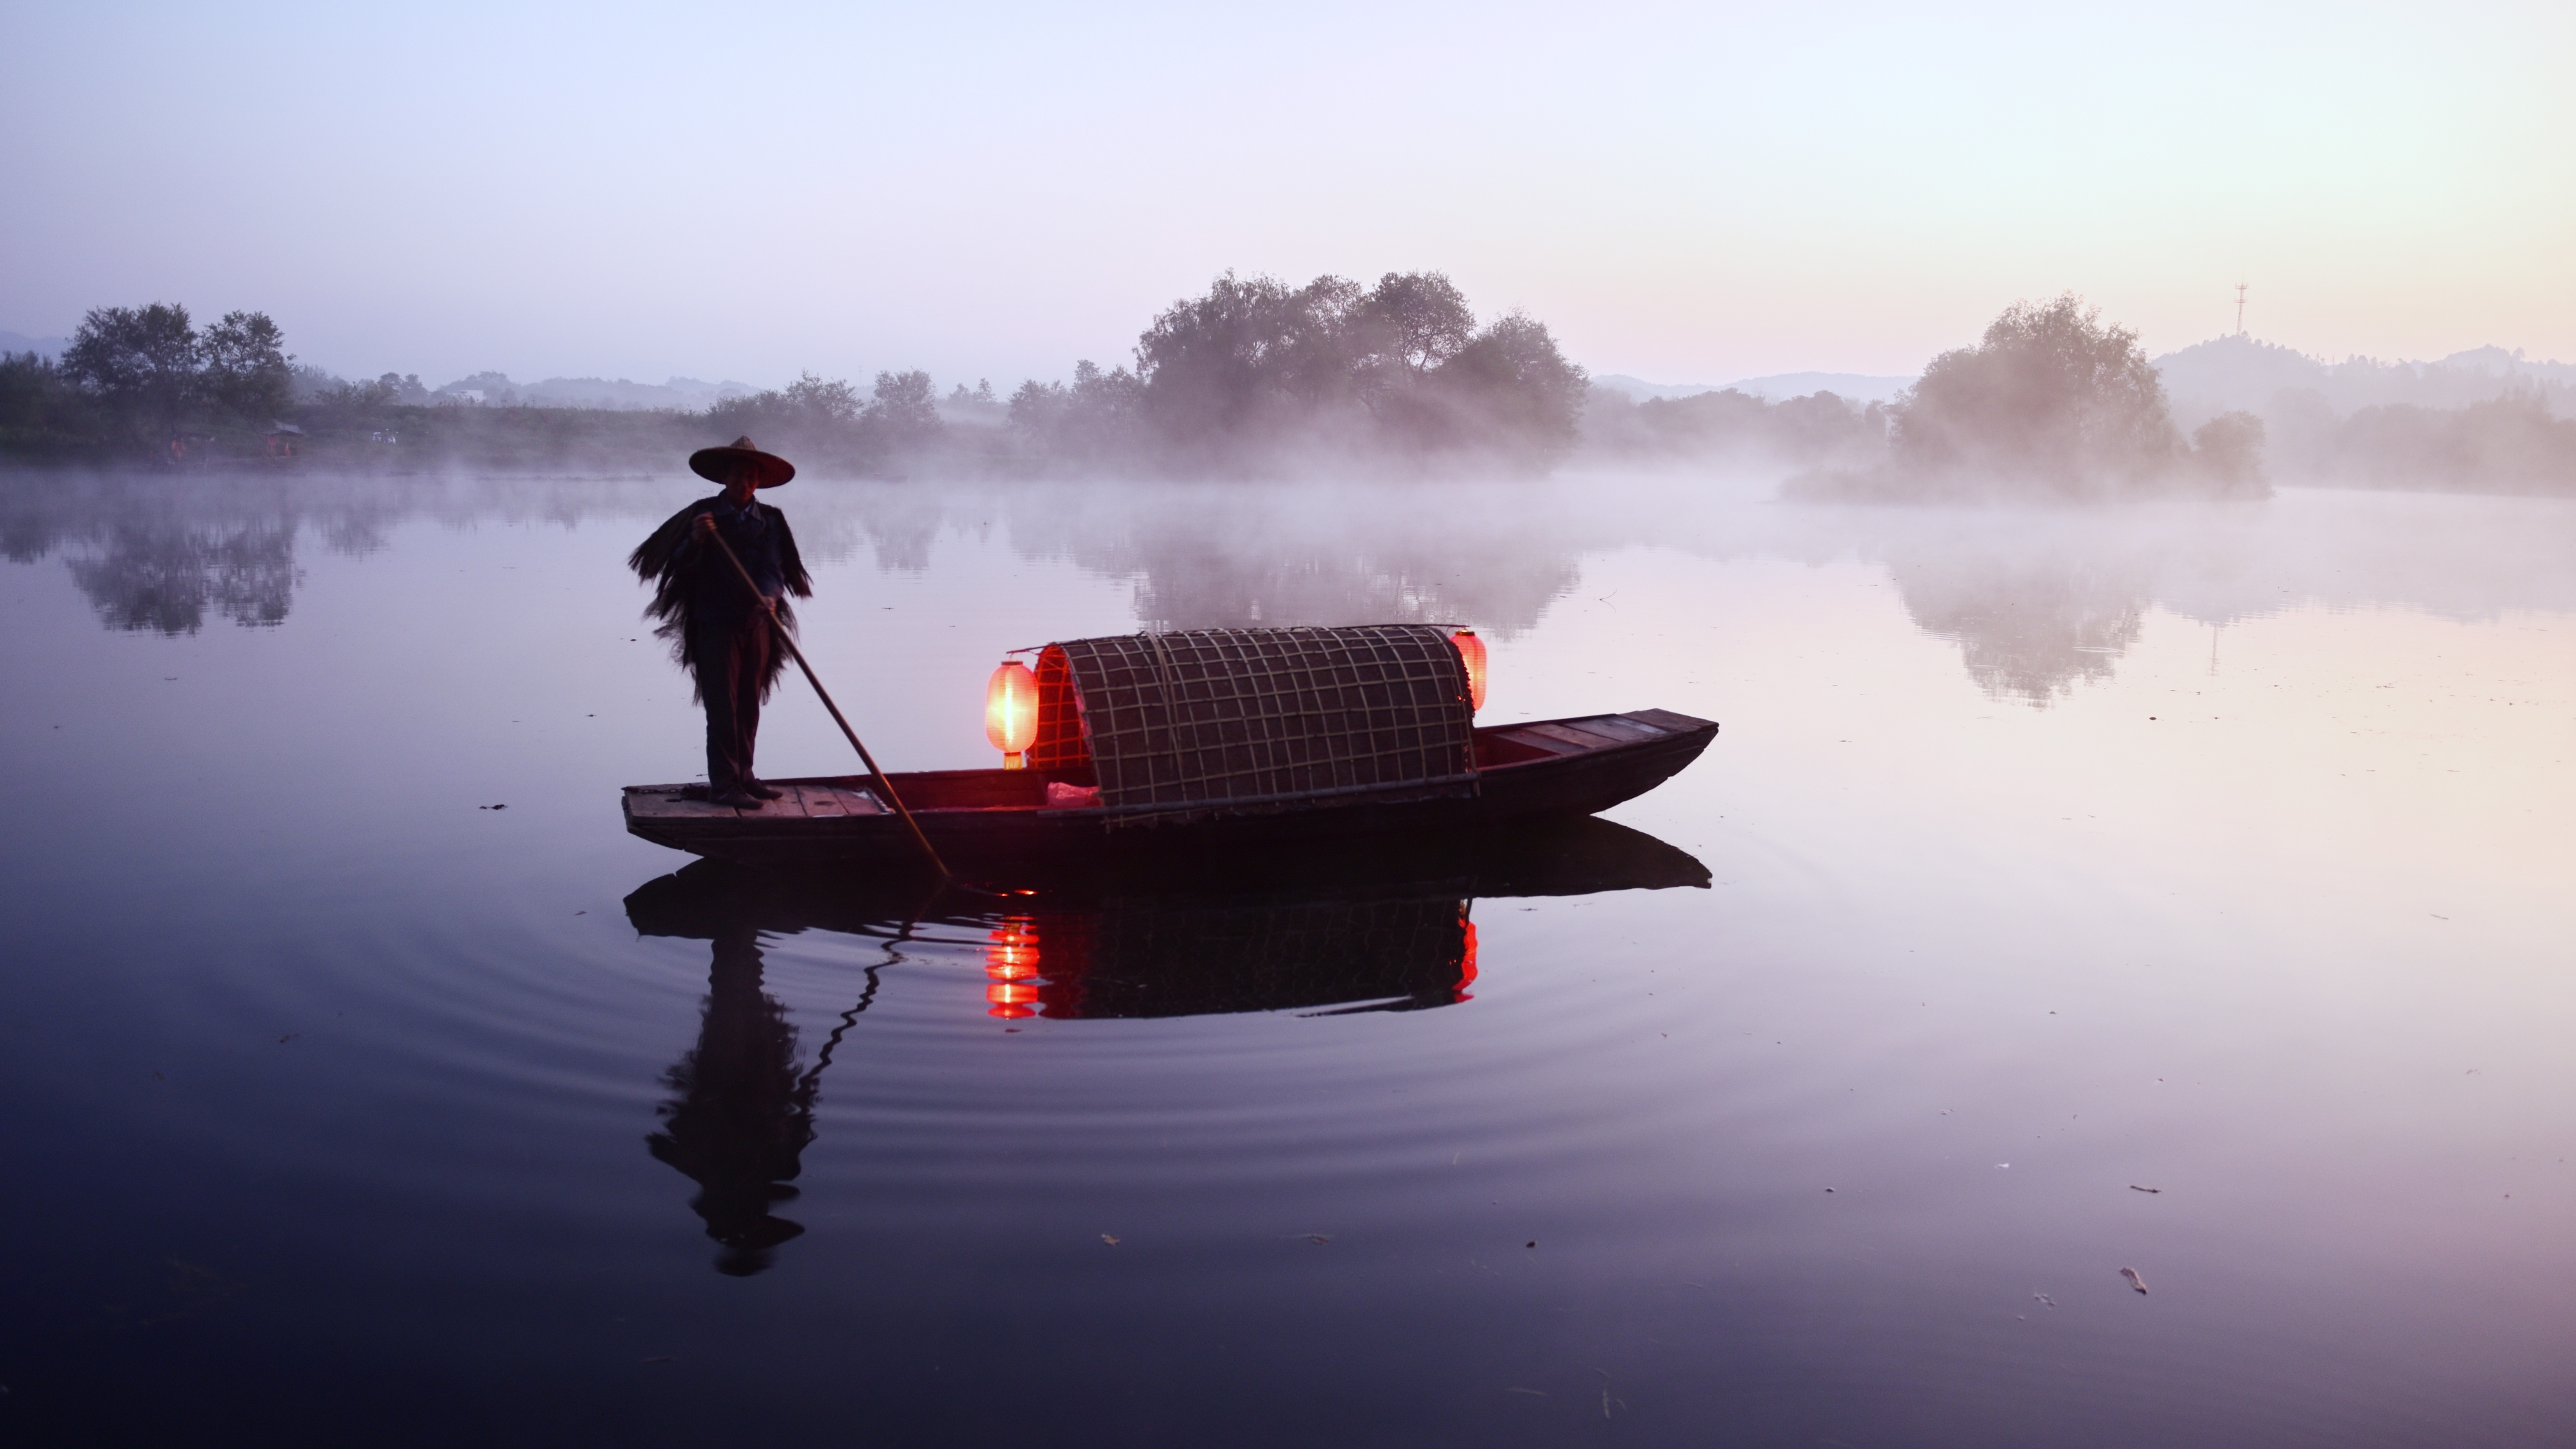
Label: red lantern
xmin=985 ymin=659 xmax=1040 ymax=768
xmin=1450 ymin=629 xmax=1488 ymax=713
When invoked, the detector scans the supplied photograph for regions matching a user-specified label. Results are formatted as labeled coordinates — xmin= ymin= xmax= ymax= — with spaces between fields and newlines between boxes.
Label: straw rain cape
xmin=628 ymin=498 xmax=814 ymax=704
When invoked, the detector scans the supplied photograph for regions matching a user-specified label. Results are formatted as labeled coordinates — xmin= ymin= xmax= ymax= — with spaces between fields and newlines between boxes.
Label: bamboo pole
xmin=699 ymin=522 xmax=952 ymax=880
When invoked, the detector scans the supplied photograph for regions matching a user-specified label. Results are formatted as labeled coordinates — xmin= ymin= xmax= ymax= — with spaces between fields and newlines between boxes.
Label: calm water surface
xmin=3 ymin=472 xmax=2572 ymax=1446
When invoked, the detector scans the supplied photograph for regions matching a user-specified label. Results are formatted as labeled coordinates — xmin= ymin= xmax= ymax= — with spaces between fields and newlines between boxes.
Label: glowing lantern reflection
xmin=1454 ymin=908 xmax=1478 ymax=1003
xmin=985 ymin=659 xmax=1040 ymax=769
xmin=1450 ymin=629 xmax=1488 ymax=713
xmin=986 ymin=916 xmax=1042 ymax=1018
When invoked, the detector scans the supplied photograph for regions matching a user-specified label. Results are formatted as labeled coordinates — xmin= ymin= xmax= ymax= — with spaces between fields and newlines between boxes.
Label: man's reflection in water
xmin=645 ymin=921 xmax=820 ymax=1276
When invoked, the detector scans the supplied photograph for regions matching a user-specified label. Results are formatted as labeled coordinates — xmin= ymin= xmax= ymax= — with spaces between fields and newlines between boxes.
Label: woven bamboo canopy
xmin=1028 ymin=624 xmax=1478 ymax=820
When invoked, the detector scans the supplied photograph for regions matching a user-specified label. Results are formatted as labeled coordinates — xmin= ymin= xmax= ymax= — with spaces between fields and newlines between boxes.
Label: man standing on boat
xmin=629 ymin=437 xmax=813 ymax=808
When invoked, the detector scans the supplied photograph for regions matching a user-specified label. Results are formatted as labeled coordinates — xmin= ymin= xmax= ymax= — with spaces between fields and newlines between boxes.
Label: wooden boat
xmin=622 ymin=624 xmax=1716 ymax=869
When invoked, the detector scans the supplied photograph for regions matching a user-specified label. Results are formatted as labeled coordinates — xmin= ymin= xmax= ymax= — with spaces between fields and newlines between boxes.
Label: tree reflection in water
xmin=13 ymin=471 xmax=2575 ymax=702
xmin=67 ymin=521 xmax=300 ymax=634
xmin=1887 ymin=546 xmax=2152 ymax=706
xmin=0 ymin=472 xmax=678 ymax=637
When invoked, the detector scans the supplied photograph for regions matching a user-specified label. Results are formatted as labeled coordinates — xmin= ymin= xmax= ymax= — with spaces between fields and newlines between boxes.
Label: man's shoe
xmin=744 ymin=780 xmax=785 ymax=800
xmin=709 ymin=788 xmax=762 ymax=808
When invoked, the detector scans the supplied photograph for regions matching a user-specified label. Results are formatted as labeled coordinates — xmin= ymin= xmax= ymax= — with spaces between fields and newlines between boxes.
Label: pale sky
xmin=4 ymin=0 xmax=2568 ymax=390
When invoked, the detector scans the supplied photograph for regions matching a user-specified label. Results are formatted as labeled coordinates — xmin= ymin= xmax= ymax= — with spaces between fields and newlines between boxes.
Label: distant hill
xmin=2148 ymin=334 xmax=2576 ymax=489
xmin=1591 ymin=374 xmax=1724 ymax=402
xmin=2432 ymin=344 xmax=2576 ymax=384
xmin=1722 ymin=371 xmax=1913 ymax=405
xmin=0 ymin=329 xmax=69 ymax=359
xmin=2153 ymin=334 xmax=2576 ymax=426
xmin=1592 ymin=370 xmax=1913 ymax=405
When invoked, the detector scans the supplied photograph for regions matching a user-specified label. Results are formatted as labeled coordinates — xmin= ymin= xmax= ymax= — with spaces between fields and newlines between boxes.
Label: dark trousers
xmin=692 ymin=618 xmax=774 ymax=793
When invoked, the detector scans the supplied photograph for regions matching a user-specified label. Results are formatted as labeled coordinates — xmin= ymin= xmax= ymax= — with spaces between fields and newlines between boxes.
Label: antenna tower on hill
xmin=2234 ymin=283 xmax=2249 ymax=337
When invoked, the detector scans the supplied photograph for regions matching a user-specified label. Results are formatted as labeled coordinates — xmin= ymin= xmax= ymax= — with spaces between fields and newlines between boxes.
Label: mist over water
xmin=3 ymin=468 xmax=2572 ymax=1446
xmin=15 ymin=468 xmax=2570 ymax=687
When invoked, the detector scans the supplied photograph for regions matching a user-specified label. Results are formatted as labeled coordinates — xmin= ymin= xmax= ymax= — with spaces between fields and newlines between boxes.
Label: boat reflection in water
xmin=622 ymin=816 xmax=1709 ymax=1273
xmin=976 ymin=894 xmax=1481 ymax=1020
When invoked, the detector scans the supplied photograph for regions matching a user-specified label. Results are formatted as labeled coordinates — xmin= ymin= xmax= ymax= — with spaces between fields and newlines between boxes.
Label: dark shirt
xmin=629 ymin=496 xmax=813 ymax=670
xmin=679 ymin=498 xmax=790 ymax=625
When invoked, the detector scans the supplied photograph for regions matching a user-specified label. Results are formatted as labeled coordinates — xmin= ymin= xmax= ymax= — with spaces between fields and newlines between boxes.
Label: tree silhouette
xmin=60 ymin=302 xmax=200 ymax=443
xmin=199 ymin=311 xmax=294 ymax=425
xmin=1892 ymin=293 xmax=2181 ymax=496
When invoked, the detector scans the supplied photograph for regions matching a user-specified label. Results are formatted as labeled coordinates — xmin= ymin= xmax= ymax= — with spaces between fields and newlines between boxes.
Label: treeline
xmin=2 ymin=304 xmax=295 ymax=462
xmin=20 ymin=285 xmax=2566 ymax=495
xmin=690 ymin=369 xmax=958 ymax=475
xmin=1574 ymin=321 xmax=2576 ymax=498
xmin=1564 ymin=297 xmax=2269 ymax=499
xmin=1007 ymin=272 xmax=1588 ymax=472
xmin=3 ymin=271 xmax=1588 ymax=477
xmin=1581 ymin=386 xmax=1890 ymax=468
xmin=2296 ymin=396 xmax=2576 ymax=493
xmin=601 ymin=270 xmax=1588 ymax=475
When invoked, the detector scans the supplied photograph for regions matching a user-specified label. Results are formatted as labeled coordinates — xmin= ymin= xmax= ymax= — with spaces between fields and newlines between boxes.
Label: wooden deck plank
xmin=1494 ymin=727 xmax=1590 ymax=755
xmin=1578 ymin=715 xmax=1669 ymax=741
xmin=1630 ymin=708 xmax=1716 ymax=734
xmin=797 ymin=785 xmax=847 ymax=818
xmin=627 ymin=788 xmax=741 ymax=820
xmin=834 ymin=787 xmax=885 ymax=816
xmin=743 ymin=790 xmax=807 ymax=818
xmin=1523 ymin=721 xmax=1628 ymax=750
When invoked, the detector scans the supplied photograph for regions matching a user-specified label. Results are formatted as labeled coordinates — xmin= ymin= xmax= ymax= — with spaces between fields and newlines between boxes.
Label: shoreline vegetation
xmin=4 ymin=283 xmax=2571 ymax=498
